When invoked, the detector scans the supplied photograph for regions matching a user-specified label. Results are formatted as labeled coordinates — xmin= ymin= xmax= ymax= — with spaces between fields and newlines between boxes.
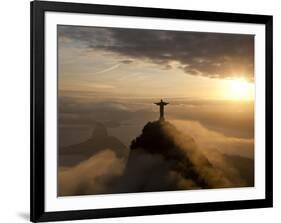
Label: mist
xmin=59 ymin=117 xmax=253 ymax=196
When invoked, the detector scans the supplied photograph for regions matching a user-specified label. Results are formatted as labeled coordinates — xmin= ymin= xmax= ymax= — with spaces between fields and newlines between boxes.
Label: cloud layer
xmin=58 ymin=25 xmax=254 ymax=81
xmin=59 ymin=120 xmax=252 ymax=196
xmin=59 ymin=96 xmax=254 ymax=148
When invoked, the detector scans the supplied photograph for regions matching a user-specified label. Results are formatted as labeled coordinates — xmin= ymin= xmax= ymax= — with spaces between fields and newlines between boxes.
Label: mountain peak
xmin=91 ymin=122 xmax=108 ymax=139
xmin=131 ymin=120 xmax=188 ymax=160
xmin=126 ymin=120 xmax=234 ymax=190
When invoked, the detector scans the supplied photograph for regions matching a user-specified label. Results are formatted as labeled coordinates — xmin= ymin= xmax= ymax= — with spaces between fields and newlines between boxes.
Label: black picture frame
xmin=30 ymin=0 xmax=273 ymax=222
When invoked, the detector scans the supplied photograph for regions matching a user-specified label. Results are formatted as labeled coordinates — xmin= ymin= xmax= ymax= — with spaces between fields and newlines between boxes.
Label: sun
xmin=223 ymin=79 xmax=254 ymax=101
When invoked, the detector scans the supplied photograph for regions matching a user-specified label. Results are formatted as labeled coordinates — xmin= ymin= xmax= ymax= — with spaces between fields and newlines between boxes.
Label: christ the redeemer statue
xmin=154 ymin=99 xmax=169 ymax=121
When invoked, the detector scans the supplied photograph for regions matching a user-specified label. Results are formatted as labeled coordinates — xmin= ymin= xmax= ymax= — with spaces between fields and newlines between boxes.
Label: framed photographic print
xmin=30 ymin=0 xmax=273 ymax=222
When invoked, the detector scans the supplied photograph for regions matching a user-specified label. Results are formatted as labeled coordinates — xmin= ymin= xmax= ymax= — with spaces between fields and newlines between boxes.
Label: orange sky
xmin=58 ymin=25 xmax=255 ymax=101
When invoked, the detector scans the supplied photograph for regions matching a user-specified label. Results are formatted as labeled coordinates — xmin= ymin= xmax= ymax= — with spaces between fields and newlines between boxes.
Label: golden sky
xmin=58 ymin=25 xmax=254 ymax=101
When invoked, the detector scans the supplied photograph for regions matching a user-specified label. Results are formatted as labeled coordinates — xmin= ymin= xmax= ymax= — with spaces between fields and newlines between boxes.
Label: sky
xmin=58 ymin=25 xmax=255 ymax=196
xmin=58 ymin=25 xmax=255 ymax=101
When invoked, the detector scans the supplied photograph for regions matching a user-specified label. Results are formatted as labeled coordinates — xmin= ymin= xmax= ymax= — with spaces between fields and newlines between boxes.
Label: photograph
xmin=57 ymin=25 xmax=255 ymax=196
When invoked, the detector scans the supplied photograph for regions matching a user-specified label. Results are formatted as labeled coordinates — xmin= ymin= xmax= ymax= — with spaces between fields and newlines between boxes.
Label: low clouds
xmin=168 ymin=100 xmax=254 ymax=139
xmin=58 ymin=149 xmax=199 ymax=196
xmin=59 ymin=120 xmax=252 ymax=196
xmin=59 ymin=95 xmax=254 ymax=136
xmin=58 ymin=25 xmax=254 ymax=81
xmin=172 ymin=119 xmax=254 ymax=158
xmin=58 ymin=150 xmax=125 ymax=196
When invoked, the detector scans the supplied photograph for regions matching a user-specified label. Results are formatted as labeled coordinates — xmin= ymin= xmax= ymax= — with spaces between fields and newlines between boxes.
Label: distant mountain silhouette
xmin=59 ymin=123 xmax=128 ymax=166
xmin=124 ymin=120 xmax=232 ymax=192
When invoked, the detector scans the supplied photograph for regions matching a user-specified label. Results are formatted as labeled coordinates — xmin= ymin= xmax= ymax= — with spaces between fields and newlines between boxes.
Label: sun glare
xmin=223 ymin=79 xmax=254 ymax=101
